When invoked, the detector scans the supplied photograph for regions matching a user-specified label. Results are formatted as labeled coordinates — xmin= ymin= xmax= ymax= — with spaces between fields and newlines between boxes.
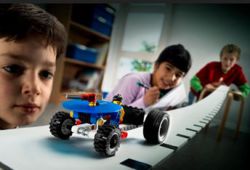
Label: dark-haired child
xmin=106 ymin=44 xmax=192 ymax=110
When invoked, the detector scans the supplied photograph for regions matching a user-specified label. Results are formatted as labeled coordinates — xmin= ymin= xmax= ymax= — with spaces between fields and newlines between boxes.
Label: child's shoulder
xmin=122 ymin=72 xmax=151 ymax=84
xmin=232 ymin=63 xmax=243 ymax=71
xmin=123 ymin=72 xmax=150 ymax=79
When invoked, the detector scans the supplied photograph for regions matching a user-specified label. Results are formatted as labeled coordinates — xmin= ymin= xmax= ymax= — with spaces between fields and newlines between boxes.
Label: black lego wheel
xmin=49 ymin=111 xmax=75 ymax=139
xmin=143 ymin=109 xmax=169 ymax=144
xmin=94 ymin=125 xmax=121 ymax=156
xmin=122 ymin=105 xmax=145 ymax=125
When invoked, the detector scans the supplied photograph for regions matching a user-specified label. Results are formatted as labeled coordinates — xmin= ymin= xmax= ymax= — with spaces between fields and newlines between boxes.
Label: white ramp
xmin=0 ymin=86 xmax=229 ymax=170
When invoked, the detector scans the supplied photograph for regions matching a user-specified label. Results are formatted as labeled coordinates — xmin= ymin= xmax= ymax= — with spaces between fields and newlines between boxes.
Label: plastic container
xmin=66 ymin=44 xmax=98 ymax=64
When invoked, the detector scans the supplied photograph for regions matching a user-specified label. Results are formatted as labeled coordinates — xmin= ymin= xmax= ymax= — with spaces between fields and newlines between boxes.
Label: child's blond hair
xmin=220 ymin=44 xmax=241 ymax=60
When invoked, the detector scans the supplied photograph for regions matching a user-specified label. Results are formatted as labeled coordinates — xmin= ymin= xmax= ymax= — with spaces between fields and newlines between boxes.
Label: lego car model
xmin=49 ymin=93 xmax=169 ymax=156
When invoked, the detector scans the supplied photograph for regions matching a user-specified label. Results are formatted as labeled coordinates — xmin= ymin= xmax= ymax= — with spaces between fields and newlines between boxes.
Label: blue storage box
xmin=71 ymin=4 xmax=115 ymax=36
xmin=92 ymin=4 xmax=115 ymax=26
xmin=66 ymin=44 xmax=98 ymax=64
xmin=90 ymin=17 xmax=112 ymax=36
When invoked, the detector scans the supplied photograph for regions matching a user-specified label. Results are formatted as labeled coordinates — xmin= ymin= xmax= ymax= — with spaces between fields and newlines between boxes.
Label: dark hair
xmin=156 ymin=44 xmax=192 ymax=74
xmin=0 ymin=3 xmax=67 ymax=59
xmin=220 ymin=44 xmax=241 ymax=60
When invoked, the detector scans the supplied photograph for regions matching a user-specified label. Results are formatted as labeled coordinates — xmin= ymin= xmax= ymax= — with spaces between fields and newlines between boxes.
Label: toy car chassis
xmin=49 ymin=93 xmax=169 ymax=156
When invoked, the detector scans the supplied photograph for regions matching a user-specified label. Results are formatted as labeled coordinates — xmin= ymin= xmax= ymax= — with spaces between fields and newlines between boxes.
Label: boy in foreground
xmin=0 ymin=4 xmax=67 ymax=129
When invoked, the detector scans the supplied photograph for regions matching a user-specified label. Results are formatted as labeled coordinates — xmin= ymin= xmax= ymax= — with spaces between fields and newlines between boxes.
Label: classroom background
xmin=37 ymin=3 xmax=250 ymax=134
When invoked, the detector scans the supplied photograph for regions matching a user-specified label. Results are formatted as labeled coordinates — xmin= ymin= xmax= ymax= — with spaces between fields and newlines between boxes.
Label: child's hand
xmin=143 ymin=86 xmax=160 ymax=107
xmin=212 ymin=77 xmax=224 ymax=87
xmin=205 ymin=83 xmax=217 ymax=91
xmin=205 ymin=77 xmax=224 ymax=91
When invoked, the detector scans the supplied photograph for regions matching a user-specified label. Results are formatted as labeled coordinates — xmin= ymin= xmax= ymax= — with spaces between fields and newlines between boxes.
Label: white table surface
xmin=0 ymin=86 xmax=229 ymax=170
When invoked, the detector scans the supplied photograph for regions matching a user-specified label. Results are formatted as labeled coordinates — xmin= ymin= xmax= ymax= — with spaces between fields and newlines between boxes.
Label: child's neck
xmin=222 ymin=68 xmax=228 ymax=74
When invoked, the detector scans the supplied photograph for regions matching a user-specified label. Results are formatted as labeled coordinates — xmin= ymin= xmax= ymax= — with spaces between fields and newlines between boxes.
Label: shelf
xmin=48 ymin=4 xmax=114 ymax=105
xmin=70 ymin=21 xmax=110 ymax=42
xmin=64 ymin=57 xmax=105 ymax=70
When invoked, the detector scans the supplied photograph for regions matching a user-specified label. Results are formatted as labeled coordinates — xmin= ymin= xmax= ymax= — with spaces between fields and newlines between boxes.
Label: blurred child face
xmin=220 ymin=52 xmax=238 ymax=73
xmin=152 ymin=62 xmax=185 ymax=90
xmin=0 ymin=38 xmax=56 ymax=129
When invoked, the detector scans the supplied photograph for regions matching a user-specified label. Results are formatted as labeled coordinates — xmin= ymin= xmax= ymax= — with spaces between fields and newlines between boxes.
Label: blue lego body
xmin=62 ymin=99 xmax=122 ymax=127
xmin=62 ymin=99 xmax=122 ymax=113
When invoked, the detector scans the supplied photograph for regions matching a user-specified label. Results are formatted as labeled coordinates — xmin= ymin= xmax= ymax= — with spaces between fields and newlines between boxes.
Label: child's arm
xmin=105 ymin=74 xmax=147 ymax=108
xmin=238 ymin=83 xmax=250 ymax=98
xmin=191 ymin=75 xmax=224 ymax=92
xmin=234 ymin=66 xmax=250 ymax=98
xmin=190 ymin=76 xmax=203 ymax=92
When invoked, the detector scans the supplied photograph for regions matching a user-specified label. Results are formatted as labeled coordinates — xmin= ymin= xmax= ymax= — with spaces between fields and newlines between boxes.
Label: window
xmin=116 ymin=57 xmax=153 ymax=80
xmin=122 ymin=12 xmax=164 ymax=53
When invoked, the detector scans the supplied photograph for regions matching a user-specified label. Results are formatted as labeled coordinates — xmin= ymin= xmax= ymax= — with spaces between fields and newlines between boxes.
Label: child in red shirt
xmin=189 ymin=44 xmax=250 ymax=103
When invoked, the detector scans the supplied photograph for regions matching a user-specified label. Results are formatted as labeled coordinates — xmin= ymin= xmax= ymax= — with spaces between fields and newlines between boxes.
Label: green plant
xmin=131 ymin=59 xmax=152 ymax=72
xmin=141 ymin=40 xmax=156 ymax=53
